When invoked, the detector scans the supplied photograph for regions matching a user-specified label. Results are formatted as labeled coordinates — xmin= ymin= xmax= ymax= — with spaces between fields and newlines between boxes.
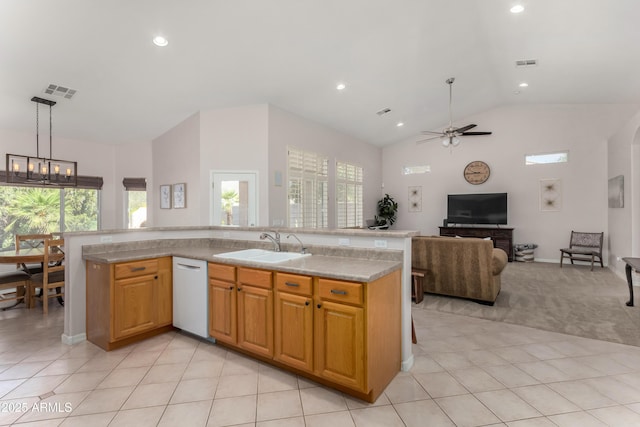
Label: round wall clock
xmin=463 ymin=161 xmax=490 ymax=185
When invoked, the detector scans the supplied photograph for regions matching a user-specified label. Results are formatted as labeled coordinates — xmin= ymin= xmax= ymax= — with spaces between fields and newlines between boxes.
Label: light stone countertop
xmin=83 ymin=246 xmax=401 ymax=283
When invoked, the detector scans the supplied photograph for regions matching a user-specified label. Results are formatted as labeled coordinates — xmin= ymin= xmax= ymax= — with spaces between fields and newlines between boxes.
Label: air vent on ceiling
xmin=43 ymin=84 xmax=77 ymax=99
xmin=376 ymin=108 xmax=391 ymax=116
xmin=515 ymin=59 xmax=538 ymax=67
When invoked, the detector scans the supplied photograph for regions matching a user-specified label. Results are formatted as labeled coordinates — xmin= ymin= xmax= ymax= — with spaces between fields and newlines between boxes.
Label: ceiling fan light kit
xmin=418 ymin=77 xmax=493 ymax=148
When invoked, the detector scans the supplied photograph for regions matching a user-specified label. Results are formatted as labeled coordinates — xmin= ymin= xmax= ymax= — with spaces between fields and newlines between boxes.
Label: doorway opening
xmin=211 ymin=171 xmax=257 ymax=226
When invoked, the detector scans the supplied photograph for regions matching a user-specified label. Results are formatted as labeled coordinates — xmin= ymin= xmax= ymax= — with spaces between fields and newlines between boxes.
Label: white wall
xmin=199 ymin=105 xmax=269 ymax=226
xmin=114 ymin=140 xmax=153 ymax=229
xmin=268 ymin=105 xmax=383 ymax=228
xmin=382 ymin=104 xmax=639 ymax=262
xmin=151 ymin=113 xmax=201 ymax=227
xmin=607 ymin=110 xmax=640 ymax=277
xmin=148 ymin=104 xmax=381 ymax=229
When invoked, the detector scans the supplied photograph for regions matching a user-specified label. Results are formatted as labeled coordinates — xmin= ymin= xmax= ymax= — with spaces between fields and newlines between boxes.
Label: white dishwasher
xmin=172 ymin=257 xmax=208 ymax=338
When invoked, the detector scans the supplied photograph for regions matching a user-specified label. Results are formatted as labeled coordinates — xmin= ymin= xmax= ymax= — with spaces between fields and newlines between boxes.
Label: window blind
xmin=336 ymin=161 xmax=363 ymax=229
xmin=287 ymin=147 xmax=328 ymax=228
xmin=122 ymin=177 xmax=147 ymax=191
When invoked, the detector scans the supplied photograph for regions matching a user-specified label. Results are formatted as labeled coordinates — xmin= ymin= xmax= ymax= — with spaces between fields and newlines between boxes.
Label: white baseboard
xmin=61 ymin=333 xmax=86 ymax=346
xmin=401 ymin=354 xmax=414 ymax=372
xmin=516 ymin=258 xmax=609 ymax=267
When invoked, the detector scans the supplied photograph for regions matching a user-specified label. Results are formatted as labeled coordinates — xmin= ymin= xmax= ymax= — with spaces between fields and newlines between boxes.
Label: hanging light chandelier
xmin=6 ymin=97 xmax=77 ymax=186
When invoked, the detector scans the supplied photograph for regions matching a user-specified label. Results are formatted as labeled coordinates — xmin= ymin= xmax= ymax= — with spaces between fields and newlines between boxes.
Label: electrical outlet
xmin=617 ymin=256 xmax=622 ymax=262
xmin=100 ymin=235 xmax=112 ymax=243
xmin=374 ymin=239 xmax=388 ymax=248
xmin=338 ymin=238 xmax=350 ymax=246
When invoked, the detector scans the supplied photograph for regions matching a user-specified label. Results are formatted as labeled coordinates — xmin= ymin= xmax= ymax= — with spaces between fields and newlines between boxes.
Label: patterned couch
xmin=411 ymin=236 xmax=508 ymax=305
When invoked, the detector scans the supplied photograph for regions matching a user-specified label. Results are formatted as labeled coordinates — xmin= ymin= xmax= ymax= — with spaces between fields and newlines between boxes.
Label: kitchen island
xmin=83 ymin=237 xmax=404 ymax=402
xmin=64 ymin=227 xmax=418 ymax=377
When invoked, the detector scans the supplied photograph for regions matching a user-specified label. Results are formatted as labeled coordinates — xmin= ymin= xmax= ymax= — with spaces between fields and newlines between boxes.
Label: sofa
xmin=411 ymin=236 xmax=508 ymax=305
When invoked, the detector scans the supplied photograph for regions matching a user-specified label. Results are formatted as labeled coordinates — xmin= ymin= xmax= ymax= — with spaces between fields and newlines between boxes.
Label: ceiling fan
xmin=418 ymin=77 xmax=492 ymax=147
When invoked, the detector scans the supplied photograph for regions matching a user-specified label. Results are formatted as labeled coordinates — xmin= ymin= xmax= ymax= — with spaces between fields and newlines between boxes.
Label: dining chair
xmin=29 ymin=237 xmax=64 ymax=314
xmin=0 ymin=270 xmax=30 ymax=310
xmin=15 ymin=233 xmax=53 ymax=274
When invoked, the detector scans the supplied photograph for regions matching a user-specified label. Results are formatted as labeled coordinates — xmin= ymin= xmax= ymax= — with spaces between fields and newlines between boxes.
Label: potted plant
xmin=374 ymin=193 xmax=398 ymax=229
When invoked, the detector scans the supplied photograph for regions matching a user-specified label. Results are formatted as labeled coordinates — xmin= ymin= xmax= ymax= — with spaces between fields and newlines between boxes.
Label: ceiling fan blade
xmin=461 ymin=131 xmax=492 ymax=136
xmin=421 ymin=130 xmax=444 ymax=135
xmin=453 ymin=124 xmax=477 ymax=133
xmin=416 ymin=135 xmax=443 ymax=144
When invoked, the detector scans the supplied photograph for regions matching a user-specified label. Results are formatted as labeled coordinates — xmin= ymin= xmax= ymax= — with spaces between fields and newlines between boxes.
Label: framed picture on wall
xmin=173 ymin=183 xmax=187 ymax=209
xmin=160 ymin=185 xmax=171 ymax=209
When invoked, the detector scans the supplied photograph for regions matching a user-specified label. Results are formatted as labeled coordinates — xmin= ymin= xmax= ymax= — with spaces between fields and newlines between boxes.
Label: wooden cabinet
xmin=315 ymin=278 xmax=365 ymax=391
xmin=208 ymin=263 xmax=237 ymax=344
xmin=209 ymin=263 xmax=274 ymax=358
xmin=113 ymin=273 xmax=156 ymax=339
xmin=237 ymin=267 xmax=273 ymax=357
xmin=272 ymin=270 xmax=401 ymax=402
xmin=439 ymin=226 xmax=514 ymax=261
xmin=207 ymin=262 xmax=400 ymax=403
xmin=274 ymin=273 xmax=314 ymax=372
xmin=155 ymin=257 xmax=173 ymax=327
xmin=86 ymin=257 xmax=173 ymax=351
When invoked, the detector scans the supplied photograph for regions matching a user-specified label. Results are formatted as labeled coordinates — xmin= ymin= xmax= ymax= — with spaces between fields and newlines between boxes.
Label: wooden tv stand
xmin=439 ymin=226 xmax=514 ymax=262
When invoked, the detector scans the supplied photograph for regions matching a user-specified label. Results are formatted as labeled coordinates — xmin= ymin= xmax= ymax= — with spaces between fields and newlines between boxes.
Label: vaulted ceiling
xmin=1 ymin=0 xmax=639 ymax=147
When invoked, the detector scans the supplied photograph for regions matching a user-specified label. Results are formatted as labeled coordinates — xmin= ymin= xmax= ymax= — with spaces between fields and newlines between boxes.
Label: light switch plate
xmin=338 ymin=238 xmax=350 ymax=246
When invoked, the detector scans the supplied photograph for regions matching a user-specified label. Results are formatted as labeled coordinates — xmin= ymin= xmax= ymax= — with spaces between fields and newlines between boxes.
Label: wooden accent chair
xmin=560 ymin=231 xmax=604 ymax=271
xmin=29 ymin=238 xmax=65 ymax=314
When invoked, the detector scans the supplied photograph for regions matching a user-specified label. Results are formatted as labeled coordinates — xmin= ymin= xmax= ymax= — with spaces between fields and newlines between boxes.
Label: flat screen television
xmin=447 ymin=193 xmax=507 ymax=225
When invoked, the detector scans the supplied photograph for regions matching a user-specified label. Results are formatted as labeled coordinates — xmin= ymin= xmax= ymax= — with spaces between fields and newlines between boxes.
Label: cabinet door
xmin=237 ymin=285 xmax=273 ymax=357
xmin=274 ymin=292 xmax=313 ymax=372
xmin=208 ymin=279 xmax=237 ymax=344
xmin=155 ymin=257 xmax=173 ymax=327
xmin=315 ymin=300 xmax=365 ymax=392
xmin=113 ymin=274 xmax=157 ymax=340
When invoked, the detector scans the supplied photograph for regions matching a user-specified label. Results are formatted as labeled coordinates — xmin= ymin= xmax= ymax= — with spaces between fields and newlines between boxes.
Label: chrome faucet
xmin=287 ymin=233 xmax=307 ymax=254
xmin=259 ymin=231 xmax=281 ymax=252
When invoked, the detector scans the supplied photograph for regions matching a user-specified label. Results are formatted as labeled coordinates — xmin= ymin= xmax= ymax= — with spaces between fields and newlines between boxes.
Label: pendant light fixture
xmin=6 ymin=97 xmax=77 ymax=186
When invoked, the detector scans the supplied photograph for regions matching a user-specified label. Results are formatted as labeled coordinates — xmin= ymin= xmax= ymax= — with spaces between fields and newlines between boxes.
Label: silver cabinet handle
xmin=130 ymin=267 xmax=146 ymax=272
xmin=285 ymin=282 xmax=299 ymax=287
xmin=177 ymin=263 xmax=201 ymax=270
xmin=330 ymin=289 xmax=347 ymax=295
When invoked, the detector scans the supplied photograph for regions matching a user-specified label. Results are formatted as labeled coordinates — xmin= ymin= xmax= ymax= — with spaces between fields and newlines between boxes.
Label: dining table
xmin=0 ymin=247 xmax=64 ymax=308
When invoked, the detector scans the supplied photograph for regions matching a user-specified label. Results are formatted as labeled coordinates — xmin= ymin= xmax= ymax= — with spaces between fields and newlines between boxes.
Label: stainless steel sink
xmin=214 ymin=248 xmax=311 ymax=264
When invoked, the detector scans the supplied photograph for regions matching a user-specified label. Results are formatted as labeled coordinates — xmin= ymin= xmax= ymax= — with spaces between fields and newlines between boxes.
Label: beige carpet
xmin=416 ymin=261 xmax=640 ymax=347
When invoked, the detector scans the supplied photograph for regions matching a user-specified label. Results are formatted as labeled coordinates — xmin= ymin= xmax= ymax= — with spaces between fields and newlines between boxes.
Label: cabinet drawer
xmin=318 ymin=278 xmax=363 ymax=305
xmin=114 ymin=259 xmax=159 ymax=280
xmin=238 ymin=268 xmax=272 ymax=289
xmin=209 ymin=263 xmax=236 ymax=282
xmin=276 ymin=273 xmax=312 ymax=296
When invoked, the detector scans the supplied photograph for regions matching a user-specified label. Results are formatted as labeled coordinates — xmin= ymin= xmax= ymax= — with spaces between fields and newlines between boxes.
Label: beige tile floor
xmin=2 ymin=300 xmax=640 ymax=426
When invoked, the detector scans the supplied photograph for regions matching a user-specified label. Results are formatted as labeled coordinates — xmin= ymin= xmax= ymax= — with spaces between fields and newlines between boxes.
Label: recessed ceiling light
xmin=519 ymin=82 xmax=529 ymax=87
xmin=336 ymin=83 xmax=346 ymax=91
xmin=510 ymin=5 xmax=524 ymax=13
xmin=153 ymin=36 xmax=169 ymax=47
xmin=396 ymin=122 xmax=404 ymax=127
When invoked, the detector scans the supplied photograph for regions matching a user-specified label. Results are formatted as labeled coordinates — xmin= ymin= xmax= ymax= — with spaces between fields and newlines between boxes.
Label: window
xmin=0 ymin=186 xmax=100 ymax=249
xmin=525 ymin=151 xmax=569 ymax=165
xmin=336 ymin=161 xmax=363 ymax=229
xmin=123 ymin=178 xmax=147 ymax=228
xmin=287 ymin=147 xmax=328 ymax=228
xmin=402 ymin=165 xmax=431 ymax=175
